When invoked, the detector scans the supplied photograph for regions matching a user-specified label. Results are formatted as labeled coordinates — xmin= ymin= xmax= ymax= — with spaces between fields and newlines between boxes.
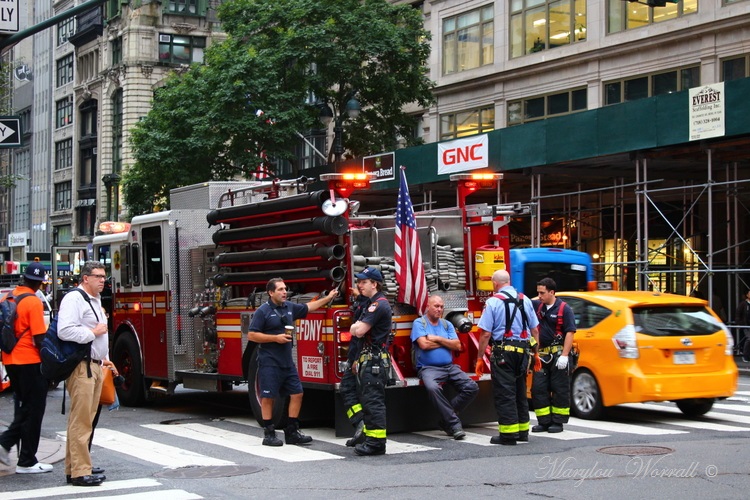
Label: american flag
xmin=395 ymin=166 xmax=428 ymax=315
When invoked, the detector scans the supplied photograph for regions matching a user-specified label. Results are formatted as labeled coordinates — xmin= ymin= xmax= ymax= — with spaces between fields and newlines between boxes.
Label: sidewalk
xmin=0 ymin=425 xmax=65 ymax=478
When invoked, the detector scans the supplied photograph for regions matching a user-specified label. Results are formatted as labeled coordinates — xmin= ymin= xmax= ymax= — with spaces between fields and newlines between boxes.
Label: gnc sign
xmin=438 ymin=135 xmax=488 ymax=175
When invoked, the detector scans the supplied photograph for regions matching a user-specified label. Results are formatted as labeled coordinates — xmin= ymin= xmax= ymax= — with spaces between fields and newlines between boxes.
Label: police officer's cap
xmin=355 ymin=267 xmax=384 ymax=283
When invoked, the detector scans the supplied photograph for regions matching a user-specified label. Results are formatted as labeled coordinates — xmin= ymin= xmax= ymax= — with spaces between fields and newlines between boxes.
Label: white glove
xmin=556 ymin=355 xmax=569 ymax=370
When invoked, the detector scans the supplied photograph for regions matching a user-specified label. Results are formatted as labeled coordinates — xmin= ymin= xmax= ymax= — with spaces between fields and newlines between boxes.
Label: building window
xmin=507 ymin=88 xmax=587 ymax=125
xmin=56 ymin=96 xmax=74 ymax=128
xmin=78 ymin=206 xmax=96 ymax=237
xmin=111 ymin=37 xmax=122 ymax=65
xmin=19 ymin=108 xmax=32 ymax=135
xmin=55 ymin=182 xmax=72 ymax=211
xmin=510 ymin=0 xmax=586 ymax=58
xmin=56 ymin=54 xmax=74 ymax=87
xmin=80 ymin=100 xmax=98 ymax=139
xmin=55 ymin=139 xmax=73 ymax=170
xmin=443 ymin=5 xmax=494 ymax=75
xmin=107 ymin=0 xmax=122 ymax=19
xmin=167 ymin=0 xmax=200 ymax=14
xmin=722 ymin=54 xmax=749 ymax=81
xmin=440 ymin=106 xmax=495 ymax=140
xmin=112 ymin=89 xmax=123 ymax=174
xmin=79 ymin=147 xmax=97 ymax=190
xmin=608 ymin=0 xmax=696 ymax=34
xmin=604 ymin=66 xmax=699 ymax=105
xmin=158 ymin=34 xmax=206 ymax=64
xmin=57 ymin=16 xmax=76 ymax=46
xmin=294 ymin=130 xmax=327 ymax=172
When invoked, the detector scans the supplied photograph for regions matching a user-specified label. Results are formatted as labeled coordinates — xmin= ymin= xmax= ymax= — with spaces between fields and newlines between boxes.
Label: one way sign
xmin=0 ymin=116 xmax=21 ymax=148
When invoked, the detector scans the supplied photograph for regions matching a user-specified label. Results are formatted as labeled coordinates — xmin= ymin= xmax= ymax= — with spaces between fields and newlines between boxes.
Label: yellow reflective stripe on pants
xmin=498 ymin=423 xmax=519 ymax=434
xmin=518 ymin=421 xmax=529 ymax=432
xmin=552 ymin=406 xmax=570 ymax=416
xmin=535 ymin=406 xmax=551 ymax=417
xmin=363 ymin=426 xmax=387 ymax=439
xmin=347 ymin=404 xmax=363 ymax=419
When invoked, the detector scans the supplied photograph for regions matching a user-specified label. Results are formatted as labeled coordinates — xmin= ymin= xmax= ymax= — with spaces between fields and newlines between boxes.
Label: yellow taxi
xmin=555 ymin=290 xmax=738 ymax=419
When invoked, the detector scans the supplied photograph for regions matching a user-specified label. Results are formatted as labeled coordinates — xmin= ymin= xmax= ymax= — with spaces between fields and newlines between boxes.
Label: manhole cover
xmin=598 ymin=446 xmax=674 ymax=456
xmin=155 ymin=465 xmax=263 ymax=479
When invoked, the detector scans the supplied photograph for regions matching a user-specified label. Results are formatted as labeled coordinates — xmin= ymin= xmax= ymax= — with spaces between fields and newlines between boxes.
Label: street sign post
xmin=0 ymin=0 xmax=19 ymax=34
xmin=0 ymin=116 xmax=21 ymax=148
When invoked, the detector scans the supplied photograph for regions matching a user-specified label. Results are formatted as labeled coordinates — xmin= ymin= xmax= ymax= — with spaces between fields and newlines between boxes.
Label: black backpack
xmin=39 ymin=288 xmax=98 ymax=383
xmin=0 ymin=291 xmax=35 ymax=354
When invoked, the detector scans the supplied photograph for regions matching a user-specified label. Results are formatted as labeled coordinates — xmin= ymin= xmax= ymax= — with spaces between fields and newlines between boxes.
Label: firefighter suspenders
xmin=537 ymin=300 xmax=567 ymax=355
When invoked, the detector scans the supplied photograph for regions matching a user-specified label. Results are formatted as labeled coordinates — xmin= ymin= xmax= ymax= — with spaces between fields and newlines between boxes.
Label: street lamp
xmin=319 ymin=96 xmax=361 ymax=170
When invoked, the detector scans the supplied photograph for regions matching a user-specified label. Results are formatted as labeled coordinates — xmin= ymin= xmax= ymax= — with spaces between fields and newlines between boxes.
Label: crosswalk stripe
xmin=566 ymin=417 xmax=688 ymax=435
xmin=478 ymin=422 xmax=608 ymax=440
xmin=734 ymin=391 xmax=750 ymax=396
xmin=640 ymin=417 xmax=749 ymax=432
xmin=224 ymin=418 xmax=440 ymax=454
xmin=81 ymin=429 xmax=235 ymax=468
xmin=619 ymin=403 xmax=750 ymax=426
xmin=303 ymin=427 xmax=439 ymax=453
xmin=96 ymin=489 xmax=202 ymax=500
xmin=1 ymin=478 xmax=163 ymax=500
xmin=712 ymin=402 xmax=750 ymax=413
xmin=414 ymin=429 xmax=499 ymax=446
xmin=143 ymin=423 xmax=343 ymax=462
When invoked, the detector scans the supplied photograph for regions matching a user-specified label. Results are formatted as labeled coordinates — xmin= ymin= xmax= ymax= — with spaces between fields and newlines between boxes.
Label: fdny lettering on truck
xmin=298 ymin=318 xmax=323 ymax=342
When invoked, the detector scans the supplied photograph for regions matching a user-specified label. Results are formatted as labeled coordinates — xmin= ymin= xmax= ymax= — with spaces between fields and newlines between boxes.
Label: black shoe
xmin=262 ymin=427 xmax=283 ymax=447
xmin=67 ymin=473 xmax=106 ymax=484
xmin=346 ymin=421 xmax=365 ymax=447
xmin=284 ymin=425 xmax=313 ymax=445
xmin=70 ymin=475 xmax=104 ymax=486
xmin=518 ymin=431 xmax=529 ymax=442
xmin=92 ymin=467 xmax=105 ymax=474
xmin=490 ymin=435 xmax=517 ymax=446
xmin=354 ymin=442 xmax=386 ymax=456
xmin=548 ymin=423 xmax=564 ymax=433
xmin=451 ymin=426 xmax=466 ymax=440
xmin=531 ymin=424 xmax=549 ymax=433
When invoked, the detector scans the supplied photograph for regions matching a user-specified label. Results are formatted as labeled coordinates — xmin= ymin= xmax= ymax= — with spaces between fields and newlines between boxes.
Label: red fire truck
xmin=51 ymin=173 xmax=592 ymax=433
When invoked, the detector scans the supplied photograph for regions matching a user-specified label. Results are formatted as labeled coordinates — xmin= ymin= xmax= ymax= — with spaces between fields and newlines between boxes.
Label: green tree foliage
xmin=126 ymin=0 xmax=434 ymax=216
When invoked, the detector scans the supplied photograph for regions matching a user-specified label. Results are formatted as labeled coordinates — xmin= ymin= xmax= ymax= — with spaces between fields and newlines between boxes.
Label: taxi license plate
xmin=673 ymin=351 xmax=695 ymax=365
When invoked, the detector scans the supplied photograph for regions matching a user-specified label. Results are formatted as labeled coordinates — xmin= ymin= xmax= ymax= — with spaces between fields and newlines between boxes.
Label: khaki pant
xmin=65 ymin=360 xmax=102 ymax=478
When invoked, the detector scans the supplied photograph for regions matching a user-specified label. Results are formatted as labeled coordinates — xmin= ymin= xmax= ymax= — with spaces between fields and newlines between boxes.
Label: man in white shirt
xmin=58 ymin=261 xmax=115 ymax=487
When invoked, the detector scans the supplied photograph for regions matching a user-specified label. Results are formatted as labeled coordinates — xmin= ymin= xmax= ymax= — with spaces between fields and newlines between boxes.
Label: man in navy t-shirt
xmin=248 ymin=278 xmax=338 ymax=447
xmin=411 ymin=295 xmax=478 ymax=440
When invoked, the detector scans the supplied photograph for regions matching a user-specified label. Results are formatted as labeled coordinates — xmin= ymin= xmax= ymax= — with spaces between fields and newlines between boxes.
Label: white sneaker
xmin=16 ymin=462 xmax=53 ymax=474
xmin=0 ymin=446 xmax=10 ymax=466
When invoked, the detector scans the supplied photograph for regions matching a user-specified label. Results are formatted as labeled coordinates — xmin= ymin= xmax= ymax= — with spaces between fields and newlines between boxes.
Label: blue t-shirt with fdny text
xmin=248 ymin=299 xmax=308 ymax=368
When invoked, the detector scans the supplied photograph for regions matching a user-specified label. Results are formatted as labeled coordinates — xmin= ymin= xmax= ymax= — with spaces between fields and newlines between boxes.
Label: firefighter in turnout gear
xmin=476 ymin=270 xmax=539 ymax=445
xmin=347 ymin=267 xmax=393 ymax=456
xmin=531 ymin=277 xmax=577 ymax=433
xmin=339 ymin=288 xmax=370 ymax=447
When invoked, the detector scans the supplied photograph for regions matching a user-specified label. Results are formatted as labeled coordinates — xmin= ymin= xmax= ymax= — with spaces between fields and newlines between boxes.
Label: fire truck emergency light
xmin=99 ymin=221 xmax=131 ymax=234
xmin=320 ymin=172 xmax=375 ymax=198
xmin=450 ymin=172 xmax=503 ymax=192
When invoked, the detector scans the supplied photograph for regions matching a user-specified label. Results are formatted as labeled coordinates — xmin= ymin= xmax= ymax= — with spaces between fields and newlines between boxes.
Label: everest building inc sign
xmin=438 ymin=135 xmax=488 ymax=175
xmin=0 ymin=0 xmax=19 ymax=33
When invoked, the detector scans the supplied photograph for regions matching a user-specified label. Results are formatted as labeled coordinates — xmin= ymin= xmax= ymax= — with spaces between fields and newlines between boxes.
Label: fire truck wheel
xmin=247 ymin=349 xmax=288 ymax=427
xmin=113 ymin=333 xmax=147 ymax=407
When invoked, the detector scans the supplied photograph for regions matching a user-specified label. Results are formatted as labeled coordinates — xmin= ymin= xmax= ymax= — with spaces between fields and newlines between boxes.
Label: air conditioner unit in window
xmin=159 ymin=34 xmax=171 ymax=43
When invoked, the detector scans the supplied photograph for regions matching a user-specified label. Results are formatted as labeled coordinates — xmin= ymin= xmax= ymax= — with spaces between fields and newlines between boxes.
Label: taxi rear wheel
xmin=676 ymin=398 xmax=714 ymax=417
xmin=571 ymin=369 xmax=604 ymax=420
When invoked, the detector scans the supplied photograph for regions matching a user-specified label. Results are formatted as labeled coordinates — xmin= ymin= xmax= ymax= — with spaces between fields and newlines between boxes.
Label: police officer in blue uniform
xmin=531 ymin=277 xmax=577 ymax=433
xmin=347 ymin=267 xmax=393 ymax=456
xmin=248 ymin=278 xmax=338 ymax=447
xmin=476 ymin=269 xmax=539 ymax=445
